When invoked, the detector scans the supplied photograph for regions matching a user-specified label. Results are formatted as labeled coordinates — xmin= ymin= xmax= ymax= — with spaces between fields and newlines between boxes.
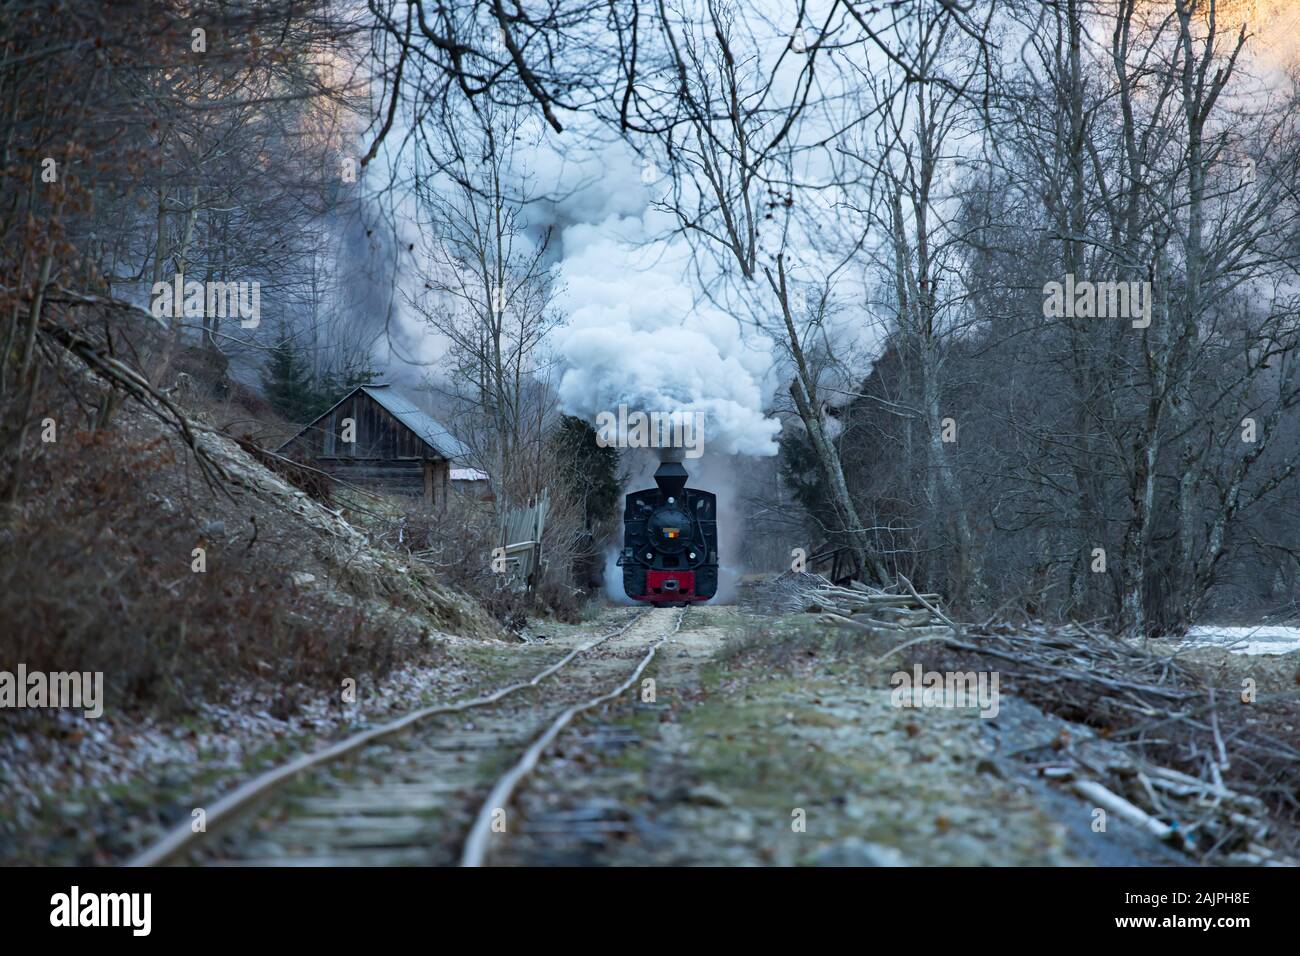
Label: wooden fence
xmin=498 ymin=490 xmax=549 ymax=592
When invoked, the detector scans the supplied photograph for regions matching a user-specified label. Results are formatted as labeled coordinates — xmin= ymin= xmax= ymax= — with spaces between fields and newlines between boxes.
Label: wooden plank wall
xmin=284 ymin=391 xmax=427 ymax=460
xmin=282 ymin=391 xmax=452 ymax=509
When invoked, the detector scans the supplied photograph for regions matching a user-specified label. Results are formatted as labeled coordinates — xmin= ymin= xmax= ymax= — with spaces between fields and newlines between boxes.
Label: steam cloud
xmin=529 ymin=136 xmax=781 ymax=458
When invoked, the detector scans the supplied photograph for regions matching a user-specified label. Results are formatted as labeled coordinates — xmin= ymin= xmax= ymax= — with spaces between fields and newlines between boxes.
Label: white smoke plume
xmin=523 ymin=133 xmax=782 ymax=600
xmin=509 ymin=123 xmax=781 ymax=458
xmin=551 ymin=212 xmax=782 ymax=458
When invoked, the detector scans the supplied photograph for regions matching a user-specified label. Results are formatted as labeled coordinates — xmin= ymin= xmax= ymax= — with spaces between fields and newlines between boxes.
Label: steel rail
xmin=460 ymin=607 xmax=685 ymax=867
xmin=127 ymin=608 xmax=649 ymax=867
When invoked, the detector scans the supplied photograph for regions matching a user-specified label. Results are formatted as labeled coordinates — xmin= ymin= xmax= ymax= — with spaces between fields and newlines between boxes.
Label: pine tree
xmin=341 ymin=360 xmax=378 ymax=389
xmin=550 ymin=415 xmax=621 ymax=530
xmin=261 ymin=332 xmax=318 ymax=423
xmin=313 ymin=360 xmax=378 ymax=413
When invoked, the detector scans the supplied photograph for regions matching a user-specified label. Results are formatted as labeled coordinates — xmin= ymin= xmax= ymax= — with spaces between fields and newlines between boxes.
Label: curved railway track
xmin=460 ymin=607 xmax=683 ymax=866
xmin=128 ymin=605 xmax=682 ymax=867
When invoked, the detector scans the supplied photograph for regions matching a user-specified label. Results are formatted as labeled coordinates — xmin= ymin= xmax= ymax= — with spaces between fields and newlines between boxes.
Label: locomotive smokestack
xmin=654 ymin=456 xmax=689 ymax=498
xmin=653 ymin=436 xmax=688 ymax=496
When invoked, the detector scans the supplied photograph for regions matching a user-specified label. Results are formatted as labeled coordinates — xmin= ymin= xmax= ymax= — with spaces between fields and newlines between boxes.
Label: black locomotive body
xmin=617 ymin=459 xmax=718 ymax=604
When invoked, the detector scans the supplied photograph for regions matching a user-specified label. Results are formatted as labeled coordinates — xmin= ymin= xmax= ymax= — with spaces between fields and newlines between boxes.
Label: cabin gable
xmin=277 ymin=385 xmax=465 ymax=508
xmin=283 ymin=389 xmax=431 ymax=461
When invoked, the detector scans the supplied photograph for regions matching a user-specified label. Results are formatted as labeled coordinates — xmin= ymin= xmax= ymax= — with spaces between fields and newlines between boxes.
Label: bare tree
xmin=410 ymin=101 xmax=562 ymax=503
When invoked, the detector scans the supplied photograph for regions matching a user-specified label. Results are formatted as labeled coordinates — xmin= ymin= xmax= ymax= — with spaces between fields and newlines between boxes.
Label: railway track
xmin=128 ymin=605 xmax=683 ymax=867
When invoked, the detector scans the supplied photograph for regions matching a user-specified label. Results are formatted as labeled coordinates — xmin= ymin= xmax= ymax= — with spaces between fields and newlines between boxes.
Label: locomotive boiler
xmin=617 ymin=458 xmax=718 ymax=604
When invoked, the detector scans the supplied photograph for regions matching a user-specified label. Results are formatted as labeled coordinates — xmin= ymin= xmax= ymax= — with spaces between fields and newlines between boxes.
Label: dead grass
xmin=365 ymin=495 xmax=589 ymax=630
xmin=715 ymin=612 xmax=877 ymax=672
xmin=0 ymin=381 xmax=493 ymax=719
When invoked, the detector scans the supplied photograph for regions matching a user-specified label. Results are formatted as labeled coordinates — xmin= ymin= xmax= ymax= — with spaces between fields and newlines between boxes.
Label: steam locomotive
xmin=617 ymin=458 xmax=718 ymax=604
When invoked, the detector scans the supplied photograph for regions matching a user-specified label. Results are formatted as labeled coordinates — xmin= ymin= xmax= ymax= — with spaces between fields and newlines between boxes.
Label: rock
xmin=729 ymin=820 xmax=755 ymax=842
xmin=813 ymin=837 xmax=907 ymax=867
xmin=289 ymin=571 xmax=316 ymax=587
xmin=843 ymin=800 xmax=870 ymax=822
xmin=684 ymin=783 xmax=733 ymax=808
xmin=939 ymin=833 xmax=989 ymax=864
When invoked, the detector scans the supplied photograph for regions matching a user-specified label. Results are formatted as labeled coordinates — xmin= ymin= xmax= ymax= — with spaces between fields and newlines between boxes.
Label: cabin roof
xmin=278 ymin=384 xmax=470 ymax=461
xmin=360 ymin=385 xmax=470 ymax=460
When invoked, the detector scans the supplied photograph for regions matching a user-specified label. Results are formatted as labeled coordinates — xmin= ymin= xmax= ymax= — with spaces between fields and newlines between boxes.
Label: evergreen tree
xmin=261 ymin=331 xmax=319 ymax=423
xmin=307 ymin=360 xmax=379 ymax=421
xmin=330 ymin=359 xmax=378 ymax=395
xmin=550 ymin=415 xmax=621 ymax=530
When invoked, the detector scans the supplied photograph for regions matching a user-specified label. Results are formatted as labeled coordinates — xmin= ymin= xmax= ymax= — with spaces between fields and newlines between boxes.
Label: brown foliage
xmin=0 ymin=391 xmax=401 ymax=717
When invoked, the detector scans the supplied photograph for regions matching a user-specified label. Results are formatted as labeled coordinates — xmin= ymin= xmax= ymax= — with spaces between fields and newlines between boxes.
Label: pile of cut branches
xmin=943 ymin=620 xmax=1300 ymax=865
xmin=775 ymin=569 xmax=1299 ymax=863
xmin=775 ymin=572 xmax=953 ymax=640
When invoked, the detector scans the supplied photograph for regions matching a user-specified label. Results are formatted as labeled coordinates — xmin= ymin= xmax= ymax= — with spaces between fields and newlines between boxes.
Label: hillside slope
xmin=0 ymin=374 xmax=505 ymax=864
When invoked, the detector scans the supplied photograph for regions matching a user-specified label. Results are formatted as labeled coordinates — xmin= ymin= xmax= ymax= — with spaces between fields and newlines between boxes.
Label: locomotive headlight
xmin=689 ymin=552 xmax=696 ymax=560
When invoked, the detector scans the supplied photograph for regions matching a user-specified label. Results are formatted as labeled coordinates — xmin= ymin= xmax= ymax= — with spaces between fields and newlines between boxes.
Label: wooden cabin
xmin=277 ymin=384 xmax=470 ymax=509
